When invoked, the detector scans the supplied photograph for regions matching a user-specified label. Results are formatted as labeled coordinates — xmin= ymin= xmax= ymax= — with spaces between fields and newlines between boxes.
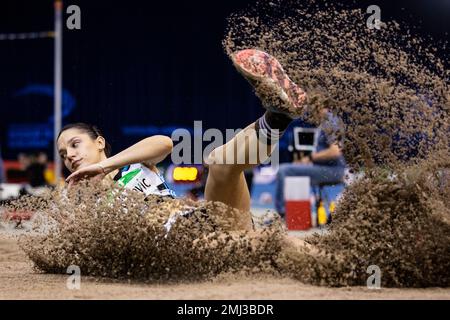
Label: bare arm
xmin=100 ymin=135 xmax=173 ymax=173
xmin=65 ymin=135 xmax=173 ymax=185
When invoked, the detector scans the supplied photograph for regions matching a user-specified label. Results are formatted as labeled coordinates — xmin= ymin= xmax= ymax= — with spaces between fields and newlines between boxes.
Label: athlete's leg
xmin=204 ymin=49 xmax=308 ymax=219
xmin=204 ymin=122 xmax=271 ymax=216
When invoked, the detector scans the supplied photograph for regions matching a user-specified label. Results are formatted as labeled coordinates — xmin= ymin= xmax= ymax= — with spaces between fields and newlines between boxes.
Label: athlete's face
xmin=57 ymin=128 xmax=106 ymax=173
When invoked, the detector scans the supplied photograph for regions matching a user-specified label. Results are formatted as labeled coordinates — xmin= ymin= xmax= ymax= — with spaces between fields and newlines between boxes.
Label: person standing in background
xmin=275 ymin=110 xmax=346 ymax=217
xmin=26 ymin=152 xmax=49 ymax=188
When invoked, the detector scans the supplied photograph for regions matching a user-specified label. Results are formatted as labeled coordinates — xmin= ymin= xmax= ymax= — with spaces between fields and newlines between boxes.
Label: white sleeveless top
xmin=113 ymin=163 xmax=175 ymax=198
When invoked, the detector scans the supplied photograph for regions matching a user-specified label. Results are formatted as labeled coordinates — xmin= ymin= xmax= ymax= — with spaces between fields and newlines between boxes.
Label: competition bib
xmin=114 ymin=163 xmax=175 ymax=198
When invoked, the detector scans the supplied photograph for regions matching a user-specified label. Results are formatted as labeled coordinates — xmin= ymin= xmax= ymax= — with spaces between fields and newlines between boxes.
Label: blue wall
xmin=0 ymin=0 xmax=448 ymax=160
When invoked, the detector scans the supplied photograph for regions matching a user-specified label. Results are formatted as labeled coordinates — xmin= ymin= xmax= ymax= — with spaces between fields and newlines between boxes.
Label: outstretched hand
xmin=66 ymin=163 xmax=106 ymax=188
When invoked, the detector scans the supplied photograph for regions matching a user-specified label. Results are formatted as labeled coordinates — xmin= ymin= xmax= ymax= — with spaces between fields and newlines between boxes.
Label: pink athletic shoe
xmin=231 ymin=49 xmax=307 ymax=118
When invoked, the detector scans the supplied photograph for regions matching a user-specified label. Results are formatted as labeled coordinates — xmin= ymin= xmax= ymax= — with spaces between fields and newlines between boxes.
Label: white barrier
xmin=0 ymin=183 xmax=24 ymax=201
xmin=284 ymin=177 xmax=312 ymax=230
xmin=284 ymin=177 xmax=310 ymax=201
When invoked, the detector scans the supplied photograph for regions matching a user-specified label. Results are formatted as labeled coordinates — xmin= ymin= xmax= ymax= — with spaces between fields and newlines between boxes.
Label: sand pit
xmin=1 ymin=164 xmax=449 ymax=298
xmin=1 ymin=235 xmax=449 ymax=300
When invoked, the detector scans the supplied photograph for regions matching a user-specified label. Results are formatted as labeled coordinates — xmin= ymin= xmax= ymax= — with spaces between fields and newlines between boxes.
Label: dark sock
xmin=255 ymin=111 xmax=293 ymax=144
xmin=264 ymin=111 xmax=293 ymax=131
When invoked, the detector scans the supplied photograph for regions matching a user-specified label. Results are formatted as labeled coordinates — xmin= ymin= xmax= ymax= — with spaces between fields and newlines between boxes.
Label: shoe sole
xmin=231 ymin=49 xmax=307 ymax=118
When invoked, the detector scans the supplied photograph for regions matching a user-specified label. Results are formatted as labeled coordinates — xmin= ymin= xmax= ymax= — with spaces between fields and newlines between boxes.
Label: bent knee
xmin=205 ymin=147 xmax=227 ymax=166
xmin=208 ymin=163 xmax=238 ymax=184
xmin=206 ymin=148 xmax=243 ymax=184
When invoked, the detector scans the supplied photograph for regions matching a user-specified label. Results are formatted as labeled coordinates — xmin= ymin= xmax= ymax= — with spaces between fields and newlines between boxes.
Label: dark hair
xmin=57 ymin=123 xmax=112 ymax=157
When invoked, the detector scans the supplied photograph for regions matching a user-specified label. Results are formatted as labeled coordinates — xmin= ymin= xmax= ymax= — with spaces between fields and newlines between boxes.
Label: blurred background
xmin=0 ymin=0 xmax=448 ymax=222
